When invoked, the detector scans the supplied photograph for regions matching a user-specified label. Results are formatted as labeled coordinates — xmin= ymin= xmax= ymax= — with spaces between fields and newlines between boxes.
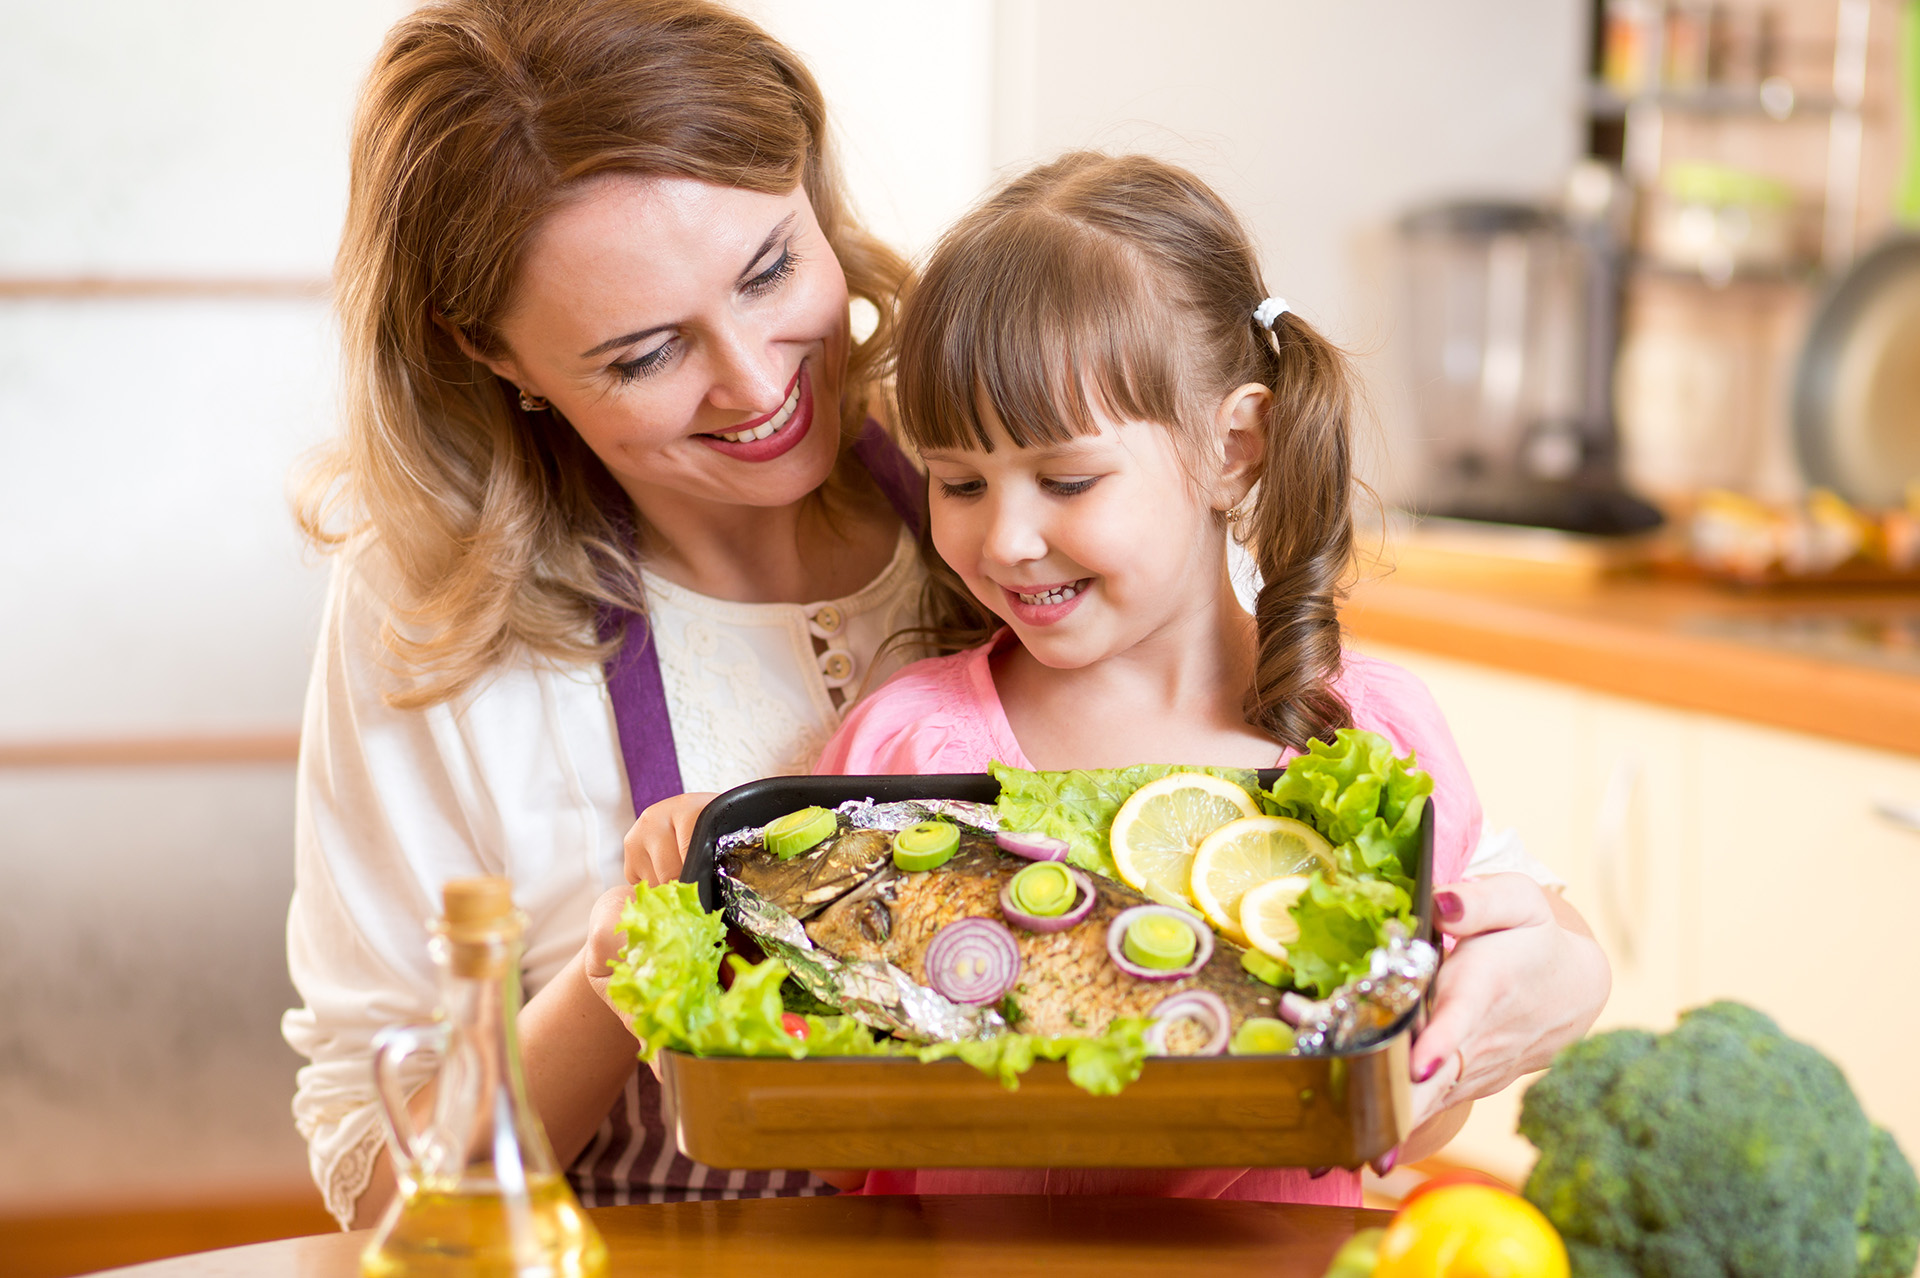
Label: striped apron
xmin=568 ymin=421 xmax=923 ymax=1205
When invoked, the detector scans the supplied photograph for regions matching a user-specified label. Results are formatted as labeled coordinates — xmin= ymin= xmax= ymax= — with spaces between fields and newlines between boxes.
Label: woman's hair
xmin=300 ymin=0 xmax=908 ymax=708
xmin=894 ymin=151 xmax=1355 ymax=751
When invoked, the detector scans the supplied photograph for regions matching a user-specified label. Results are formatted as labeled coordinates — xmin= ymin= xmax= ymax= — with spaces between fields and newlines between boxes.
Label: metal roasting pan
xmin=665 ymin=771 xmax=1434 ymax=1171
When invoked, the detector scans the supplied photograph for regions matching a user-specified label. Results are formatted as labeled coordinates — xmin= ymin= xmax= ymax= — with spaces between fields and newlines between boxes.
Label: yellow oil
xmin=361 ymin=1174 xmax=609 ymax=1278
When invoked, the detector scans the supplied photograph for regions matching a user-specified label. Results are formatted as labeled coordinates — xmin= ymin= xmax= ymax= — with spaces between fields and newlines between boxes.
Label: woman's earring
xmin=518 ymin=389 xmax=550 ymax=412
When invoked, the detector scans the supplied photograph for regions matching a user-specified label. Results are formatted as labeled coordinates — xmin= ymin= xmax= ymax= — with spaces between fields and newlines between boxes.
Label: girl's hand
xmin=624 ymin=791 xmax=718 ymax=886
xmin=1406 ymin=873 xmax=1611 ymax=1130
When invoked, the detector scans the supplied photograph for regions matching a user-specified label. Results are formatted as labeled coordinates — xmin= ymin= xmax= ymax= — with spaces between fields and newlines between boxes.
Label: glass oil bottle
xmin=361 ymin=877 xmax=609 ymax=1278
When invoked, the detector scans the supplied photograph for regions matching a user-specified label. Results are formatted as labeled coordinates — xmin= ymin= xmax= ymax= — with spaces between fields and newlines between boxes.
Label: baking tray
xmin=667 ymin=770 xmax=1434 ymax=1170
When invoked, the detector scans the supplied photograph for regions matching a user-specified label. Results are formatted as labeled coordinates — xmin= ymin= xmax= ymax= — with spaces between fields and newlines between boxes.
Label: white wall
xmin=991 ymin=0 xmax=1590 ymax=500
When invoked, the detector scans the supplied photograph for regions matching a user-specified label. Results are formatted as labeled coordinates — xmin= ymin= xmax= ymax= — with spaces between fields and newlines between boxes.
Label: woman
xmin=282 ymin=0 xmax=920 ymax=1226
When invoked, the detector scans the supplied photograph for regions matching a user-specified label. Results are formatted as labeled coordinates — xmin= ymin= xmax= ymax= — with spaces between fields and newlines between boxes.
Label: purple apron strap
xmin=602 ymin=420 xmax=924 ymax=816
xmin=852 ymin=419 xmax=926 ymax=538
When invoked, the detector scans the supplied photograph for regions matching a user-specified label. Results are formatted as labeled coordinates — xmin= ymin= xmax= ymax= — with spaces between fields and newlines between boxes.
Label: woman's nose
xmin=705 ymin=319 xmax=787 ymax=414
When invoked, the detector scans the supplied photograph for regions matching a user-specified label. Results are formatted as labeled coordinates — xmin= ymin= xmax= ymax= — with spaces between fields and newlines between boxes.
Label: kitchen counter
xmin=78 ymin=1195 xmax=1391 ymax=1277
xmin=1344 ymin=565 xmax=1920 ymax=757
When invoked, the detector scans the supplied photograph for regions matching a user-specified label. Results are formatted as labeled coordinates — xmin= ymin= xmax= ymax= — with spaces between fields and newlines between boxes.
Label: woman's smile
xmin=697 ymin=361 xmax=813 ymax=462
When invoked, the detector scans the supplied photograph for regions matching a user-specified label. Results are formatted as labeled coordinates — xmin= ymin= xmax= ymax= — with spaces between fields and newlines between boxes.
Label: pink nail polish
xmin=1373 ymin=1149 xmax=1398 ymax=1176
xmin=1309 ymin=1166 xmax=1331 ymax=1179
xmin=1415 ymin=1057 xmax=1441 ymax=1083
xmin=1435 ymin=891 xmax=1463 ymax=921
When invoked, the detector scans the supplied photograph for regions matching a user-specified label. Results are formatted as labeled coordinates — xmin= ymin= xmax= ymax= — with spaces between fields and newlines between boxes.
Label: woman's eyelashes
xmin=742 ymin=244 xmax=798 ymax=297
xmin=607 ymin=244 xmax=800 ymax=383
xmin=610 ymin=340 xmax=676 ymax=382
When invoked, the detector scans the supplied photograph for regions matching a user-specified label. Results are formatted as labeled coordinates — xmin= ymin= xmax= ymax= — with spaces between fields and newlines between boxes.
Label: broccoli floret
xmin=1858 ymin=1126 xmax=1920 ymax=1278
xmin=1519 ymin=1001 xmax=1920 ymax=1277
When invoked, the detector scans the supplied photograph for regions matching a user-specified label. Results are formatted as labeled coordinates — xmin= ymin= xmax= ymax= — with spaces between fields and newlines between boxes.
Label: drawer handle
xmin=1872 ymin=799 xmax=1920 ymax=835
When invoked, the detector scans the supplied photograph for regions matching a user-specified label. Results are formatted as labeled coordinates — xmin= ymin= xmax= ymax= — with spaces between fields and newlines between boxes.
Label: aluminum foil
xmin=713 ymin=797 xmax=1000 ymax=857
xmin=719 ymin=871 xmax=1005 ymax=1044
xmin=1289 ymin=925 xmax=1439 ymax=1055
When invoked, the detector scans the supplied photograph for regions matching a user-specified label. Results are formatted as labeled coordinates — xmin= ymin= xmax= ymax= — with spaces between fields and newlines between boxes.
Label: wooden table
xmin=82 ymin=1195 xmax=1388 ymax=1277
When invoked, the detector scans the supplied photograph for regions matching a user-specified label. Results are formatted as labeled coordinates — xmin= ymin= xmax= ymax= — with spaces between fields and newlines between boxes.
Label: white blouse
xmin=282 ymin=529 xmax=923 ymax=1226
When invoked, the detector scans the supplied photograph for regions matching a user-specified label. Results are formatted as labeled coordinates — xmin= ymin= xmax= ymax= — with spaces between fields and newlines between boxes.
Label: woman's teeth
xmin=1016 ymin=582 xmax=1083 ymax=606
xmin=713 ymin=379 xmax=801 ymax=443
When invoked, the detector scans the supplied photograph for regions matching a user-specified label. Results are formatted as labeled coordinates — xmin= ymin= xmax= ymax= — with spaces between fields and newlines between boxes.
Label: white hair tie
xmin=1253 ymin=296 xmax=1291 ymax=330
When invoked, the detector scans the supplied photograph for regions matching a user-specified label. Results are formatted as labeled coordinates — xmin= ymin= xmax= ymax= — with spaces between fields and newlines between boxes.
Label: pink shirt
xmin=814 ymin=631 xmax=1484 ymax=1206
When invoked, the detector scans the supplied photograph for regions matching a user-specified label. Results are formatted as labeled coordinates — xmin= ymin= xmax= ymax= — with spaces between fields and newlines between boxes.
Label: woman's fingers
xmin=623 ymin=791 xmax=719 ymax=886
xmin=1433 ymin=872 xmax=1555 ymax=940
xmin=582 ymin=884 xmax=640 ymax=1014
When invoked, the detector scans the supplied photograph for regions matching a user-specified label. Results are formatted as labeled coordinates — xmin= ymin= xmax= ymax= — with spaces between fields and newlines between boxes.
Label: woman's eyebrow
xmin=577 ymin=213 xmax=800 ymax=360
xmin=581 ymin=324 xmax=670 ymax=360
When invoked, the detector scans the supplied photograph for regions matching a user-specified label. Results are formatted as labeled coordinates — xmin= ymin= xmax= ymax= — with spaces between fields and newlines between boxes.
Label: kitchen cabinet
xmin=1359 ymin=640 xmax=1920 ymax=1184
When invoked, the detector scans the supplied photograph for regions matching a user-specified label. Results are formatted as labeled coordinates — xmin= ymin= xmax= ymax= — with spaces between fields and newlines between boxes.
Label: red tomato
xmin=780 ymin=1012 xmax=810 ymax=1039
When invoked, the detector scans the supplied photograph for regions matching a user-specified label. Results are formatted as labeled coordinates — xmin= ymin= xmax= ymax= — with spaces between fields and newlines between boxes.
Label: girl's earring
xmin=1224 ymin=498 xmax=1253 ymax=525
xmin=518 ymin=388 xmax=550 ymax=412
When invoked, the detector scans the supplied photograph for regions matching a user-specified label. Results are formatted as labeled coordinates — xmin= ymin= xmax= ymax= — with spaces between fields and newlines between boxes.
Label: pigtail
xmin=1240 ymin=314 xmax=1356 ymax=750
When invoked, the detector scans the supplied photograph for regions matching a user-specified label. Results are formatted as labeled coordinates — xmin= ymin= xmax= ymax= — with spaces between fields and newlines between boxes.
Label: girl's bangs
xmin=900 ymin=217 xmax=1184 ymax=454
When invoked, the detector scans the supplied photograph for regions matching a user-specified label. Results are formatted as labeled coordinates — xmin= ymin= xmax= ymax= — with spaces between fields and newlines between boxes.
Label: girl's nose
xmin=705 ymin=318 xmax=787 ymax=415
xmin=981 ymin=494 xmax=1048 ymax=568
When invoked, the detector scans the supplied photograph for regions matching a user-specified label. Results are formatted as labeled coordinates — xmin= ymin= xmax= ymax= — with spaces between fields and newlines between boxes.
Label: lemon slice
xmin=1190 ymin=816 xmax=1333 ymax=943
xmin=1237 ymin=874 xmax=1313 ymax=958
xmin=1109 ymin=773 xmax=1260 ymax=907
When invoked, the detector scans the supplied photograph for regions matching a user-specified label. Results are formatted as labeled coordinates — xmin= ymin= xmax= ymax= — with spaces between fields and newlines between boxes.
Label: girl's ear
xmin=1213 ymin=382 xmax=1271 ymax=510
xmin=433 ymin=310 xmax=541 ymax=400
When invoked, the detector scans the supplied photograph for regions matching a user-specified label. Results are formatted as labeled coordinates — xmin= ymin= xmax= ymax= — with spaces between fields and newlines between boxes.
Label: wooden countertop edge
xmin=1344 ymin=584 xmax=1920 ymax=757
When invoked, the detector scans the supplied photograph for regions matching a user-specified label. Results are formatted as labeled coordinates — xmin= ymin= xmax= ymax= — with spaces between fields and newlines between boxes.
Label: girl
xmin=811 ymin=152 xmax=1611 ymax=1204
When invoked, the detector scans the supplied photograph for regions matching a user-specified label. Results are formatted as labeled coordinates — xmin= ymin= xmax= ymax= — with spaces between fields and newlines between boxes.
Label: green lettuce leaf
xmin=1266 ymin=728 xmax=1432 ymax=882
xmin=1285 ymin=871 xmax=1412 ymax=998
xmin=606 ymin=882 xmax=1147 ymax=1091
xmin=915 ymin=1018 xmax=1152 ymax=1094
xmin=990 ymin=760 xmax=1261 ymax=879
xmin=605 ymin=881 xmax=887 ymax=1062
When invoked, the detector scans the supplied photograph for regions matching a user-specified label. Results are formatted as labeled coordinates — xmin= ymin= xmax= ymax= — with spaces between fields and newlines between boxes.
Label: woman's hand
xmin=1406 ymin=873 xmax=1611 ymax=1131
xmin=624 ymin=791 xmax=717 ymax=886
xmin=583 ymin=884 xmax=638 ymax=1015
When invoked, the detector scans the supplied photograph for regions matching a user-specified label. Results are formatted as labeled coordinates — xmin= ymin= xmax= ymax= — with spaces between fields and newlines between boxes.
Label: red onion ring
xmin=1106 ymin=905 xmax=1213 ymax=981
xmin=924 ymin=917 xmax=1022 ymax=1006
xmin=994 ymin=830 xmax=1070 ymax=861
xmin=998 ymin=865 xmax=1096 ymax=933
xmin=1146 ymin=989 xmax=1232 ymax=1056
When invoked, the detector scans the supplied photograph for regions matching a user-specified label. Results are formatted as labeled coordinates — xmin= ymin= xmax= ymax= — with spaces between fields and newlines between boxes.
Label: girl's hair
xmin=894 ymin=151 xmax=1355 ymax=751
xmin=299 ymin=0 xmax=908 ymax=708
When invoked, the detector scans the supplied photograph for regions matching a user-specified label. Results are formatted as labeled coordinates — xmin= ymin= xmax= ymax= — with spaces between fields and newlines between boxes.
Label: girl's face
xmin=483 ymin=174 xmax=851 ymax=515
xmin=922 ymin=402 xmax=1236 ymax=671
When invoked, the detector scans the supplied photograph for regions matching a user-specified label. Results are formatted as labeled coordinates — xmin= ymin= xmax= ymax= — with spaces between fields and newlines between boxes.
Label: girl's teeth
xmin=714 ymin=379 xmax=802 ymax=443
xmin=1017 ymin=583 xmax=1082 ymax=606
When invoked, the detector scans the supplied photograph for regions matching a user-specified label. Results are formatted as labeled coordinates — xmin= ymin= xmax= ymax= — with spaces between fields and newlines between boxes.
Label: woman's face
xmin=486 ymin=174 xmax=851 ymax=516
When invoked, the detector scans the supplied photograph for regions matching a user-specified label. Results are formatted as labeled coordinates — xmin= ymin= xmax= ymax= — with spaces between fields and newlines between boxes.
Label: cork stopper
xmin=443 ymin=877 xmax=513 ymax=928
xmin=439 ymin=877 xmax=517 ymax=977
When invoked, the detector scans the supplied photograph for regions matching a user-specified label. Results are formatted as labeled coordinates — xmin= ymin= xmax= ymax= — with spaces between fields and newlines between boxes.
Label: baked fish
xmin=717 ymin=818 xmax=1286 ymax=1051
